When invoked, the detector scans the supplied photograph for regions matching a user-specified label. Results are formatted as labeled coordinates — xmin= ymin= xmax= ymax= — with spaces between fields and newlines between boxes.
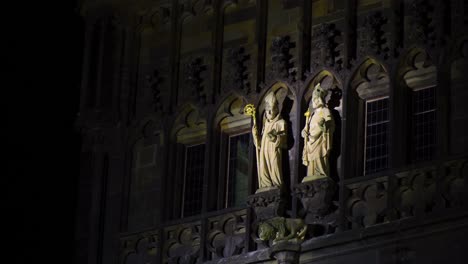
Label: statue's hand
xmin=267 ymin=132 xmax=277 ymax=142
xmin=318 ymin=118 xmax=325 ymax=126
xmin=301 ymin=129 xmax=308 ymax=138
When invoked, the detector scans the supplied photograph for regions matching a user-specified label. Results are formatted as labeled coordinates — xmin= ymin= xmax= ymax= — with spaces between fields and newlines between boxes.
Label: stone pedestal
xmin=247 ymin=188 xmax=286 ymax=221
xmin=269 ymin=241 xmax=301 ymax=264
xmin=293 ymin=178 xmax=338 ymax=234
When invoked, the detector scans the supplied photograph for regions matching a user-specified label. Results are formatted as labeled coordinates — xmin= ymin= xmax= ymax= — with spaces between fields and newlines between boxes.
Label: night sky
xmin=6 ymin=1 xmax=83 ymax=263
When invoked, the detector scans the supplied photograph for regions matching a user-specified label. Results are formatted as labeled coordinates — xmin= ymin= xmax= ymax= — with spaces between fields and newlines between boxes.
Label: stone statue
xmin=301 ymin=83 xmax=335 ymax=182
xmin=258 ymin=217 xmax=307 ymax=244
xmin=252 ymin=92 xmax=287 ymax=192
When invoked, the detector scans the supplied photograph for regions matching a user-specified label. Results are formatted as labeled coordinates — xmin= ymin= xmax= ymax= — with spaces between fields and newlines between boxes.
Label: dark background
xmin=6 ymin=1 xmax=83 ymax=263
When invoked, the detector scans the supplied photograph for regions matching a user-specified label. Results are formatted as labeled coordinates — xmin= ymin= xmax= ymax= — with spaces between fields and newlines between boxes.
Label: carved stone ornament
xmin=146 ymin=69 xmax=164 ymax=112
xmin=311 ymin=23 xmax=343 ymax=70
xmin=121 ymin=232 xmax=159 ymax=264
xmin=225 ymin=47 xmax=251 ymax=94
xmin=184 ymin=57 xmax=207 ymax=104
xmin=359 ymin=11 xmax=390 ymax=59
xmin=247 ymin=188 xmax=286 ymax=221
xmin=394 ymin=168 xmax=441 ymax=219
xmin=257 ymin=217 xmax=307 ymax=245
xmin=408 ymin=0 xmax=440 ymax=48
xmin=270 ymin=35 xmax=296 ymax=80
xmin=207 ymin=211 xmax=246 ymax=260
xmin=293 ymin=178 xmax=336 ymax=218
xmin=346 ymin=180 xmax=388 ymax=229
xmin=163 ymin=224 xmax=201 ymax=264
xmin=257 ymin=216 xmax=306 ymax=264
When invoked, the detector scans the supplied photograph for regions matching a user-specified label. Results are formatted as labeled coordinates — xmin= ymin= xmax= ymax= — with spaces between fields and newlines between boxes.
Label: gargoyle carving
xmin=258 ymin=217 xmax=307 ymax=244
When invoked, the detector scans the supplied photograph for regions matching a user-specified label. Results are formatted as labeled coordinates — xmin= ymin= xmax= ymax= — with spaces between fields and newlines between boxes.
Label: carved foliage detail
xmin=207 ymin=211 xmax=246 ymax=260
xmin=163 ymin=224 xmax=201 ymax=264
xmin=311 ymin=23 xmax=343 ymax=69
xmin=270 ymin=35 xmax=296 ymax=79
xmin=360 ymin=12 xmax=390 ymax=59
xmin=146 ymin=69 xmax=164 ymax=112
xmin=225 ymin=47 xmax=251 ymax=94
xmin=184 ymin=57 xmax=207 ymax=104
xmin=247 ymin=189 xmax=286 ymax=221
xmin=408 ymin=0 xmax=442 ymax=47
xmin=346 ymin=180 xmax=388 ymax=229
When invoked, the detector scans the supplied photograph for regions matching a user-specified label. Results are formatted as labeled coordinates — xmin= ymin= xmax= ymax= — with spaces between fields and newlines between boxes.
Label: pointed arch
xmin=303 ymin=70 xmax=343 ymax=114
xmin=213 ymin=93 xmax=249 ymax=131
xmin=257 ymin=81 xmax=296 ymax=118
xmin=170 ymin=104 xmax=207 ymax=145
xmin=350 ymin=58 xmax=390 ymax=100
xmin=399 ymin=48 xmax=437 ymax=91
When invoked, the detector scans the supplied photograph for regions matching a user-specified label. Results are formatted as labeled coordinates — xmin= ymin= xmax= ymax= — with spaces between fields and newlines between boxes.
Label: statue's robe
xmin=253 ymin=114 xmax=287 ymax=189
xmin=302 ymin=107 xmax=334 ymax=181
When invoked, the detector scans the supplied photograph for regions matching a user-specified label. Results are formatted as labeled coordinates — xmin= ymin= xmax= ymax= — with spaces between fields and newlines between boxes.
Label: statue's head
xmin=264 ymin=92 xmax=279 ymax=121
xmin=312 ymin=83 xmax=327 ymax=109
xmin=258 ymin=222 xmax=275 ymax=241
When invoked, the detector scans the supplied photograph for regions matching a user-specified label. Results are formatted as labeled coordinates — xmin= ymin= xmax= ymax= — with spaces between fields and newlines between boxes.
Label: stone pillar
xmin=293 ymin=178 xmax=338 ymax=234
xmin=269 ymin=241 xmax=301 ymax=264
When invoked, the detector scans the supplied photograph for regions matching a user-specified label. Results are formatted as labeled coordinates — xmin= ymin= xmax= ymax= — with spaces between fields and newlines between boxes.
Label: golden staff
xmin=243 ymin=104 xmax=260 ymax=176
xmin=302 ymin=109 xmax=311 ymax=166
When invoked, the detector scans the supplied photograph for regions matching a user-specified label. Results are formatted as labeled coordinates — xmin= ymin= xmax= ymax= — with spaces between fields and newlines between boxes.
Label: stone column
xmin=269 ymin=241 xmax=301 ymax=264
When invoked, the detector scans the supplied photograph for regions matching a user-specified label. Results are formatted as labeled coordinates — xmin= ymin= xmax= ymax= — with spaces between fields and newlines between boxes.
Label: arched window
xmin=349 ymin=59 xmax=390 ymax=176
xmin=214 ymin=96 xmax=251 ymax=209
xmin=402 ymin=49 xmax=437 ymax=162
xmin=171 ymin=106 xmax=207 ymax=218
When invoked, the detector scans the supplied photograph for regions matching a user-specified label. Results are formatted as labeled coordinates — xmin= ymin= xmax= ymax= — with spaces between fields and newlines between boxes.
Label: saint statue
xmin=252 ymin=92 xmax=287 ymax=192
xmin=301 ymin=83 xmax=335 ymax=182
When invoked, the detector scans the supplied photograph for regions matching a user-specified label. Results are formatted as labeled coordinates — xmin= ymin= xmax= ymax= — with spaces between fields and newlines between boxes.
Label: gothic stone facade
xmin=75 ymin=1 xmax=468 ymax=264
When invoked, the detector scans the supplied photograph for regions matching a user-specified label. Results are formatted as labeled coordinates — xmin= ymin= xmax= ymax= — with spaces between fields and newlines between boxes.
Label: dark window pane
xmin=365 ymin=97 xmax=390 ymax=174
xmin=226 ymin=133 xmax=250 ymax=208
xmin=411 ymin=87 xmax=436 ymax=161
xmin=183 ymin=144 xmax=205 ymax=217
